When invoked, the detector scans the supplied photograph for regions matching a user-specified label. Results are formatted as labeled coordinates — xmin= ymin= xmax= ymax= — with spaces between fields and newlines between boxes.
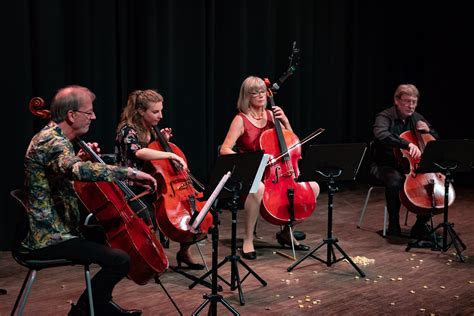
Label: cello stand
xmin=288 ymin=170 xmax=365 ymax=277
xmin=406 ymin=164 xmax=466 ymax=262
xmin=190 ymin=183 xmax=267 ymax=307
xmin=191 ymin=201 xmax=240 ymax=316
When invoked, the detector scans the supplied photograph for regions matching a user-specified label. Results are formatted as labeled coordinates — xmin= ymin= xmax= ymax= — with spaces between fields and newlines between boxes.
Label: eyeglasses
xmin=398 ymin=97 xmax=418 ymax=105
xmin=75 ymin=110 xmax=95 ymax=119
xmin=249 ymin=90 xmax=267 ymax=97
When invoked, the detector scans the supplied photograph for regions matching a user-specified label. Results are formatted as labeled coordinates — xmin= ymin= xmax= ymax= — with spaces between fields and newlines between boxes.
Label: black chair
xmin=10 ymin=189 xmax=95 ymax=316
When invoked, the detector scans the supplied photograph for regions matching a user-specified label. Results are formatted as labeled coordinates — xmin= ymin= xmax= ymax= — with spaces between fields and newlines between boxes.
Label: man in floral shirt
xmin=22 ymin=85 xmax=156 ymax=315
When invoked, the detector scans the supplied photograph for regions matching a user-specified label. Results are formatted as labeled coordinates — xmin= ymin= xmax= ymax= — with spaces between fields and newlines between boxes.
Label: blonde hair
xmin=117 ymin=89 xmax=163 ymax=145
xmin=236 ymin=76 xmax=267 ymax=113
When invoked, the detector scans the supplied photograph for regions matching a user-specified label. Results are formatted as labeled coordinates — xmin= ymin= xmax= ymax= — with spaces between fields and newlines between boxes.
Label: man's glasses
xmin=249 ymin=90 xmax=267 ymax=97
xmin=399 ymin=97 xmax=418 ymax=105
xmin=75 ymin=110 xmax=95 ymax=119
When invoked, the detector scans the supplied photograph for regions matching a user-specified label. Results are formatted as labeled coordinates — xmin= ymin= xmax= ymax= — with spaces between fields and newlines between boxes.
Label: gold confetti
xmin=419 ymin=259 xmax=423 ymax=263
xmin=288 ymin=272 xmax=293 ymax=275
xmin=313 ymin=271 xmax=318 ymax=274
xmin=410 ymin=290 xmax=416 ymax=294
xmin=373 ymin=280 xmax=378 ymax=283
xmin=305 ymin=295 xmax=311 ymax=298
xmin=410 ymin=258 xmax=414 ymax=261
xmin=423 ymin=285 xmax=428 ymax=289
xmin=297 ymin=300 xmax=303 ymax=303
xmin=440 ymin=285 xmax=446 ymax=289
xmin=469 ymin=281 xmax=474 ymax=284
xmin=454 ymin=295 xmax=459 ymax=299
xmin=305 ymin=298 xmax=311 ymax=302
xmin=288 ymin=295 xmax=294 ymax=299
xmin=390 ymin=278 xmax=396 ymax=281
xmin=420 ymin=308 xmax=426 ymax=312
xmin=377 ymin=275 xmax=383 ymax=279
xmin=351 ymin=256 xmax=375 ymax=265
xmin=390 ymin=302 xmax=396 ymax=306
xmin=365 ymin=278 xmax=370 ymax=281
xmin=354 ymin=276 xmax=360 ymax=279
xmin=307 ymin=306 xmax=312 ymax=309
xmin=298 ymin=304 xmax=305 ymax=308
xmin=397 ymin=277 xmax=403 ymax=281
xmin=275 ymin=294 xmax=280 ymax=298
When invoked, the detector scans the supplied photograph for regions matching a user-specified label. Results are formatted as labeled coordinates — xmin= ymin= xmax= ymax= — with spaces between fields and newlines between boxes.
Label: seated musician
xmin=115 ymin=89 xmax=204 ymax=270
xmin=219 ymin=76 xmax=320 ymax=260
xmin=371 ymin=83 xmax=439 ymax=238
xmin=23 ymin=85 xmax=155 ymax=315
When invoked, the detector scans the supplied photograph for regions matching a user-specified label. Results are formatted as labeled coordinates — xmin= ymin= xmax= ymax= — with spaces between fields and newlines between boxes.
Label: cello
xmin=145 ymin=126 xmax=213 ymax=244
xmin=397 ymin=116 xmax=455 ymax=215
xmin=259 ymin=87 xmax=317 ymax=226
xmin=29 ymin=97 xmax=169 ymax=285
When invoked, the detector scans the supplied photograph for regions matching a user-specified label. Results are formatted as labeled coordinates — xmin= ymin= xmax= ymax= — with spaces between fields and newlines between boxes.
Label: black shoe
xmin=176 ymin=252 xmax=205 ymax=270
xmin=241 ymin=250 xmax=257 ymax=260
xmin=386 ymin=223 xmax=401 ymax=236
xmin=103 ymin=300 xmax=142 ymax=316
xmin=410 ymin=223 xmax=441 ymax=241
xmin=276 ymin=233 xmax=310 ymax=251
xmin=277 ymin=230 xmax=306 ymax=241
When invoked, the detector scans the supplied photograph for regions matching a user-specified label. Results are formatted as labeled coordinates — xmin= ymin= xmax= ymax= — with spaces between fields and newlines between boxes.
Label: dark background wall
xmin=1 ymin=0 xmax=473 ymax=250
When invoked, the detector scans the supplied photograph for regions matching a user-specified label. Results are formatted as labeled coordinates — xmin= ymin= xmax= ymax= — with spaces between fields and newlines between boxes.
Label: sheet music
xmin=190 ymin=171 xmax=231 ymax=231
xmin=249 ymin=154 xmax=270 ymax=193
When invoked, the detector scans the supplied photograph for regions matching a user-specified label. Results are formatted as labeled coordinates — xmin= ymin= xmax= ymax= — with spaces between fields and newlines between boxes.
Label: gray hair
xmin=50 ymin=85 xmax=96 ymax=122
xmin=236 ymin=76 xmax=267 ymax=113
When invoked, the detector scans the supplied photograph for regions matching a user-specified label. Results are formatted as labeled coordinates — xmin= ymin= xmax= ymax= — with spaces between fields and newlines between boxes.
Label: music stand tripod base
xmin=404 ymin=139 xmax=471 ymax=262
xmin=288 ymin=143 xmax=367 ymax=277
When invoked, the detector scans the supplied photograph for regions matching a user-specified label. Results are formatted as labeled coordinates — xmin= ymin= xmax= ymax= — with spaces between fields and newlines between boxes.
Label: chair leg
xmin=84 ymin=265 xmax=94 ymax=316
xmin=12 ymin=269 xmax=37 ymax=316
xmin=382 ymin=206 xmax=388 ymax=237
xmin=404 ymin=207 xmax=409 ymax=226
xmin=357 ymin=186 xmax=375 ymax=228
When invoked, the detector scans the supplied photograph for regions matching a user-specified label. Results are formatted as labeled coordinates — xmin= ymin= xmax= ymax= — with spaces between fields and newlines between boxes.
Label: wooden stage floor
xmin=1 ymin=184 xmax=473 ymax=315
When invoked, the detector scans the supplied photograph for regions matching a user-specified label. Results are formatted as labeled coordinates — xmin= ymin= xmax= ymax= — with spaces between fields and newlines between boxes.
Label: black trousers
xmin=30 ymin=238 xmax=130 ymax=309
xmin=370 ymin=163 xmax=430 ymax=224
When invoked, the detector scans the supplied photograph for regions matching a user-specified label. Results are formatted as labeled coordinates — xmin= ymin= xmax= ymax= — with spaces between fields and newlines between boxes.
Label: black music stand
xmin=191 ymin=151 xmax=268 ymax=315
xmin=406 ymin=139 xmax=474 ymax=262
xmin=287 ymin=143 xmax=367 ymax=277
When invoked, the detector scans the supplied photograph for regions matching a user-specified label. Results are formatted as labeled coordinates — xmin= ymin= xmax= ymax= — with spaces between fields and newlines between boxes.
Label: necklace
xmin=249 ymin=109 xmax=264 ymax=120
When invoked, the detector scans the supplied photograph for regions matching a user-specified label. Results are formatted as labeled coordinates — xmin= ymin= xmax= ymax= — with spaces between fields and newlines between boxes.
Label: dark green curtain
xmin=1 ymin=0 xmax=473 ymax=249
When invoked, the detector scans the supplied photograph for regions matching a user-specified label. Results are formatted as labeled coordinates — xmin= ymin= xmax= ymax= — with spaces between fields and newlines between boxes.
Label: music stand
xmin=406 ymin=139 xmax=474 ymax=262
xmin=191 ymin=151 xmax=268 ymax=315
xmin=287 ymin=143 xmax=367 ymax=277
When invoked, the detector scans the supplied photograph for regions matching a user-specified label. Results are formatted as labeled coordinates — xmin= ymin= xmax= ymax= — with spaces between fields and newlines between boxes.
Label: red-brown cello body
xmin=74 ymin=177 xmax=169 ymax=285
xmin=144 ymin=126 xmax=213 ymax=244
xmin=259 ymin=90 xmax=316 ymax=225
xmin=29 ymin=97 xmax=169 ymax=286
xmin=398 ymin=128 xmax=455 ymax=215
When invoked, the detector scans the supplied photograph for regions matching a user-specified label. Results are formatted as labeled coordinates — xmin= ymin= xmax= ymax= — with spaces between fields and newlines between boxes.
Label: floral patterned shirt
xmin=115 ymin=124 xmax=156 ymax=174
xmin=23 ymin=121 xmax=129 ymax=250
